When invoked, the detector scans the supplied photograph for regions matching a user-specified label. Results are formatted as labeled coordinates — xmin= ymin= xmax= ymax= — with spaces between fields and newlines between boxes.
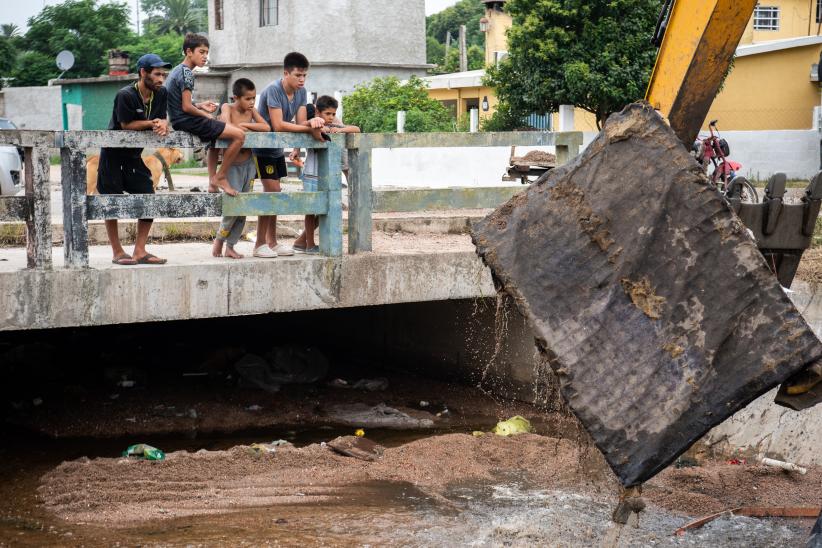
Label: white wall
xmin=371 ymin=130 xmax=820 ymax=188
xmin=717 ymin=129 xmax=821 ymax=181
xmin=372 ymin=133 xmax=597 ymax=189
xmin=0 ymin=86 xmax=62 ymax=130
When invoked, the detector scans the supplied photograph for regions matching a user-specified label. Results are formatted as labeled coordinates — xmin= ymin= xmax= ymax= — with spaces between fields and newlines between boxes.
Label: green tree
xmin=1 ymin=24 xmax=20 ymax=38
xmin=0 ymin=37 xmax=17 ymax=88
xmin=118 ymin=32 xmax=184 ymax=71
xmin=426 ymin=36 xmax=445 ymax=66
xmin=426 ymin=0 xmax=485 ymax=48
xmin=13 ymin=0 xmax=132 ymax=85
xmin=141 ymin=0 xmax=207 ymax=35
xmin=436 ymin=44 xmax=485 ymax=74
xmin=9 ymin=51 xmax=56 ymax=87
xmin=426 ymin=0 xmax=486 ymax=73
xmin=485 ymin=0 xmax=660 ymax=129
xmin=342 ymin=76 xmax=455 ymax=133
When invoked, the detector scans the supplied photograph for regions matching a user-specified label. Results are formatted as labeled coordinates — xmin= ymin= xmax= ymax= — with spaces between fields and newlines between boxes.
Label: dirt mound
xmin=513 ymin=151 xmax=557 ymax=167
xmin=796 ymin=247 xmax=822 ymax=284
xmin=38 ymin=433 xmax=614 ymax=526
xmin=647 ymin=462 xmax=822 ymax=516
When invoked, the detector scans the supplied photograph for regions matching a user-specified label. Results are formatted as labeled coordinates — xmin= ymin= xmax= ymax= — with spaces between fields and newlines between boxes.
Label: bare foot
xmin=208 ymin=175 xmax=219 ymax=193
xmin=212 ymin=238 xmax=224 ymax=257
xmin=216 ymin=174 xmax=238 ymax=196
xmin=224 ymin=246 xmax=244 ymax=259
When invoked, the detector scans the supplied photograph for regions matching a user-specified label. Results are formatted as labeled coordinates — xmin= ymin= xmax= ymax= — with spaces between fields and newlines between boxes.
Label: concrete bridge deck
xmin=0 ymin=232 xmax=496 ymax=331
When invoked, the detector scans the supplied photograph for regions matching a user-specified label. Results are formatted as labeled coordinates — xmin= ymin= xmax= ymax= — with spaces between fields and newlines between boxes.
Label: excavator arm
xmin=647 ymin=0 xmax=822 ymax=411
xmin=645 ymin=0 xmax=758 ymax=145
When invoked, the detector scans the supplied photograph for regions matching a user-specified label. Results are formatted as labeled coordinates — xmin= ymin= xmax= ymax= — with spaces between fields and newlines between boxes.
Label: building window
xmin=260 ymin=0 xmax=278 ymax=27
xmin=753 ymin=6 xmax=779 ymax=31
xmin=817 ymin=0 xmax=822 ymax=24
xmin=214 ymin=0 xmax=223 ymax=30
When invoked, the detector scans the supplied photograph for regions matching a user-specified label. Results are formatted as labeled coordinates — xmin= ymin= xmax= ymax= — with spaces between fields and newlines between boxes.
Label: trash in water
xmin=117 ymin=380 xmax=135 ymax=388
xmin=328 ymin=377 xmax=389 ymax=392
xmin=355 ymin=429 xmax=365 ymax=437
xmin=32 ymin=397 xmax=43 ymax=407
xmin=352 ymin=378 xmax=389 ymax=391
xmin=123 ymin=444 xmax=165 ymax=461
xmin=234 ymin=354 xmax=282 ymax=394
xmin=326 ymin=403 xmax=435 ymax=429
xmin=674 ymin=457 xmax=699 ymax=469
xmin=472 ymin=431 xmax=485 ymax=437
xmin=419 ymin=401 xmax=430 ymax=408
xmin=249 ymin=443 xmax=276 ymax=454
xmin=246 ymin=405 xmax=263 ymax=411
xmin=327 ymin=435 xmax=384 ymax=462
xmin=249 ymin=440 xmax=291 ymax=454
xmin=492 ymin=416 xmax=533 ymax=437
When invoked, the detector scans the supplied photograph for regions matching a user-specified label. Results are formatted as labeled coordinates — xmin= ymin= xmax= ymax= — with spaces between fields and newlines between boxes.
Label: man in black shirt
xmin=99 ymin=53 xmax=171 ymax=265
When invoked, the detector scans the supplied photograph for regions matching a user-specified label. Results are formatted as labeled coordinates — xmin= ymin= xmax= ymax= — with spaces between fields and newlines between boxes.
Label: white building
xmin=202 ymin=0 xmax=429 ymax=101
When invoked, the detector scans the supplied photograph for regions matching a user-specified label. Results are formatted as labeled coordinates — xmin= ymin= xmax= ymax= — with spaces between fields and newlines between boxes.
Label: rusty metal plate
xmin=471 ymin=103 xmax=822 ymax=487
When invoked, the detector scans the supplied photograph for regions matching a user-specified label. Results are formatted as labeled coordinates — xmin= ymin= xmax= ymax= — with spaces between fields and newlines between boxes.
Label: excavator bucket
xmin=472 ymin=104 xmax=822 ymax=486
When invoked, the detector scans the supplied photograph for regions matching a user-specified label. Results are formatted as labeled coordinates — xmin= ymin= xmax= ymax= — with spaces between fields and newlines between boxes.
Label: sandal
xmin=112 ymin=254 xmax=137 ymax=266
xmin=135 ymin=253 xmax=167 ymax=265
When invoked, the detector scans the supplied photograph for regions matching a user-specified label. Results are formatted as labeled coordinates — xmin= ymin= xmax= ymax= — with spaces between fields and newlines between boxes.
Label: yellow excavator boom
xmin=645 ymin=0 xmax=758 ymax=145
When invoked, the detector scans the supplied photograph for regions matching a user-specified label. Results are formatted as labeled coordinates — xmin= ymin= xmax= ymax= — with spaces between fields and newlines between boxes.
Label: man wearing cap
xmin=98 ymin=53 xmax=171 ymax=265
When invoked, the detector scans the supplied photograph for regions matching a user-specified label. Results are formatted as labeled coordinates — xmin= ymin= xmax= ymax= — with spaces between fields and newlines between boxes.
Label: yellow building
xmin=706 ymin=1 xmax=822 ymax=130
xmin=424 ymin=1 xmax=509 ymax=123
xmin=426 ymin=0 xmax=822 ymax=132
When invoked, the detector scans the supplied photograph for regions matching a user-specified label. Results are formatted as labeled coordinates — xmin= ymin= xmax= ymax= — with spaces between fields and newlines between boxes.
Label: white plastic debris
xmin=761 ymin=457 xmax=807 ymax=475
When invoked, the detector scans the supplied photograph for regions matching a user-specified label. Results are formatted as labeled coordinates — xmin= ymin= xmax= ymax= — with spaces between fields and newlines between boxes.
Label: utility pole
xmin=445 ymin=31 xmax=452 ymax=65
xmin=136 ymin=0 xmax=140 ymax=35
xmin=459 ymin=25 xmax=468 ymax=72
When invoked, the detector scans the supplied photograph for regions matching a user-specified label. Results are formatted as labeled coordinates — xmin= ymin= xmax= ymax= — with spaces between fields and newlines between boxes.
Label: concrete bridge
xmin=0 ymin=129 xmax=581 ymax=331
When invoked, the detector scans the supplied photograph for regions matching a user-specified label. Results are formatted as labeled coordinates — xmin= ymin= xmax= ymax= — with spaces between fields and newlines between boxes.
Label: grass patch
xmin=0 ymin=224 xmax=25 ymax=246
xmin=813 ymin=216 xmax=822 ymax=248
xmin=49 ymin=155 xmax=61 ymax=166
xmin=170 ymin=159 xmax=203 ymax=170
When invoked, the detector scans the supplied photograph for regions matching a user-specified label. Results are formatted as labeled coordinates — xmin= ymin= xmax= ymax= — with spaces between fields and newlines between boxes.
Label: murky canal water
xmin=0 ymin=316 xmax=818 ymax=546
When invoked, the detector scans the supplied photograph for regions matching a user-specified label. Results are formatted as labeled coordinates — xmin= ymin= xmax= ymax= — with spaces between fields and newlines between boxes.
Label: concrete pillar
xmin=397 ymin=111 xmax=406 ymax=134
xmin=558 ymin=105 xmax=575 ymax=132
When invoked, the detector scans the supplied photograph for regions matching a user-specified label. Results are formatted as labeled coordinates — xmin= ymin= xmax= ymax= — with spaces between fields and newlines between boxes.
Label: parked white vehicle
xmin=0 ymin=118 xmax=23 ymax=196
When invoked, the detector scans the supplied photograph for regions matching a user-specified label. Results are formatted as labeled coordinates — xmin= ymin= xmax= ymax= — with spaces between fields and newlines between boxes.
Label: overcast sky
xmin=0 ymin=0 xmax=459 ymax=31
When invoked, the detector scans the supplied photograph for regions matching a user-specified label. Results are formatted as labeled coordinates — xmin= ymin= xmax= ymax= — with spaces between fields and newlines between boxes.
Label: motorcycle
xmin=693 ymin=119 xmax=758 ymax=203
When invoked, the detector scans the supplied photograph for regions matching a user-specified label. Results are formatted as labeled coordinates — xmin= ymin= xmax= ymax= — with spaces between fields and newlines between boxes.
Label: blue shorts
xmin=303 ymin=176 xmax=318 ymax=192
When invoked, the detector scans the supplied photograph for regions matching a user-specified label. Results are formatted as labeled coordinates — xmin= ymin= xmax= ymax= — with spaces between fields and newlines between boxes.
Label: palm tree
xmin=1 ymin=24 xmax=20 ymax=38
xmin=155 ymin=0 xmax=202 ymax=35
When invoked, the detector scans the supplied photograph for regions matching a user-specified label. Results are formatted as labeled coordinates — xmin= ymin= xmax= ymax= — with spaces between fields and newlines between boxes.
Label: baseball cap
xmin=136 ymin=53 xmax=172 ymax=71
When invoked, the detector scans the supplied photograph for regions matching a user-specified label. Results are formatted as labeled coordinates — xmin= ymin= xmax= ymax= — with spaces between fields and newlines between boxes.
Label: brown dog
xmin=86 ymin=147 xmax=184 ymax=194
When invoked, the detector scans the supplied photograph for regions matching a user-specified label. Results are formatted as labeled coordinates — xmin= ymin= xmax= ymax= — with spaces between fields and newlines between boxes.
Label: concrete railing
xmin=345 ymin=131 xmax=583 ymax=253
xmin=0 ymin=129 xmax=583 ymax=268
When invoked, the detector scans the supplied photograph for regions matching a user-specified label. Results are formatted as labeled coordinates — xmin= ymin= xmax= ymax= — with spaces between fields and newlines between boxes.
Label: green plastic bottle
xmin=123 ymin=444 xmax=166 ymax=461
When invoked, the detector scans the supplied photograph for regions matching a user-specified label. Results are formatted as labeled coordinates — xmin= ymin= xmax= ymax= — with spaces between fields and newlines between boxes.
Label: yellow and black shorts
xmin=254 ymin=155 xmax=288 ymax=180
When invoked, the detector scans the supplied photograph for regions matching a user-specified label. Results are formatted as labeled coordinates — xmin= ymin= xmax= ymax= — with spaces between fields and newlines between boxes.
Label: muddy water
xmin=0 ymin=426 xmax=815 ymax=547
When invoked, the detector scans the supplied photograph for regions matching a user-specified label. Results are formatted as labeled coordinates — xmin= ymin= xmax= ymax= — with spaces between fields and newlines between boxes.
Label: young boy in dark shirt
xmin=293 ymin=96 xmax=360 ymax=254
xmin=165 ymin=33 xmax=245 ymax=196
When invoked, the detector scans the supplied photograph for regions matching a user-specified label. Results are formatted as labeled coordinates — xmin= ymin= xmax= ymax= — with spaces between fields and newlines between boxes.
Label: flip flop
xmin=135 ymin=253 xmax=167 ymax=265
xmin=112 ymin=254 xmax=137 ymax=266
